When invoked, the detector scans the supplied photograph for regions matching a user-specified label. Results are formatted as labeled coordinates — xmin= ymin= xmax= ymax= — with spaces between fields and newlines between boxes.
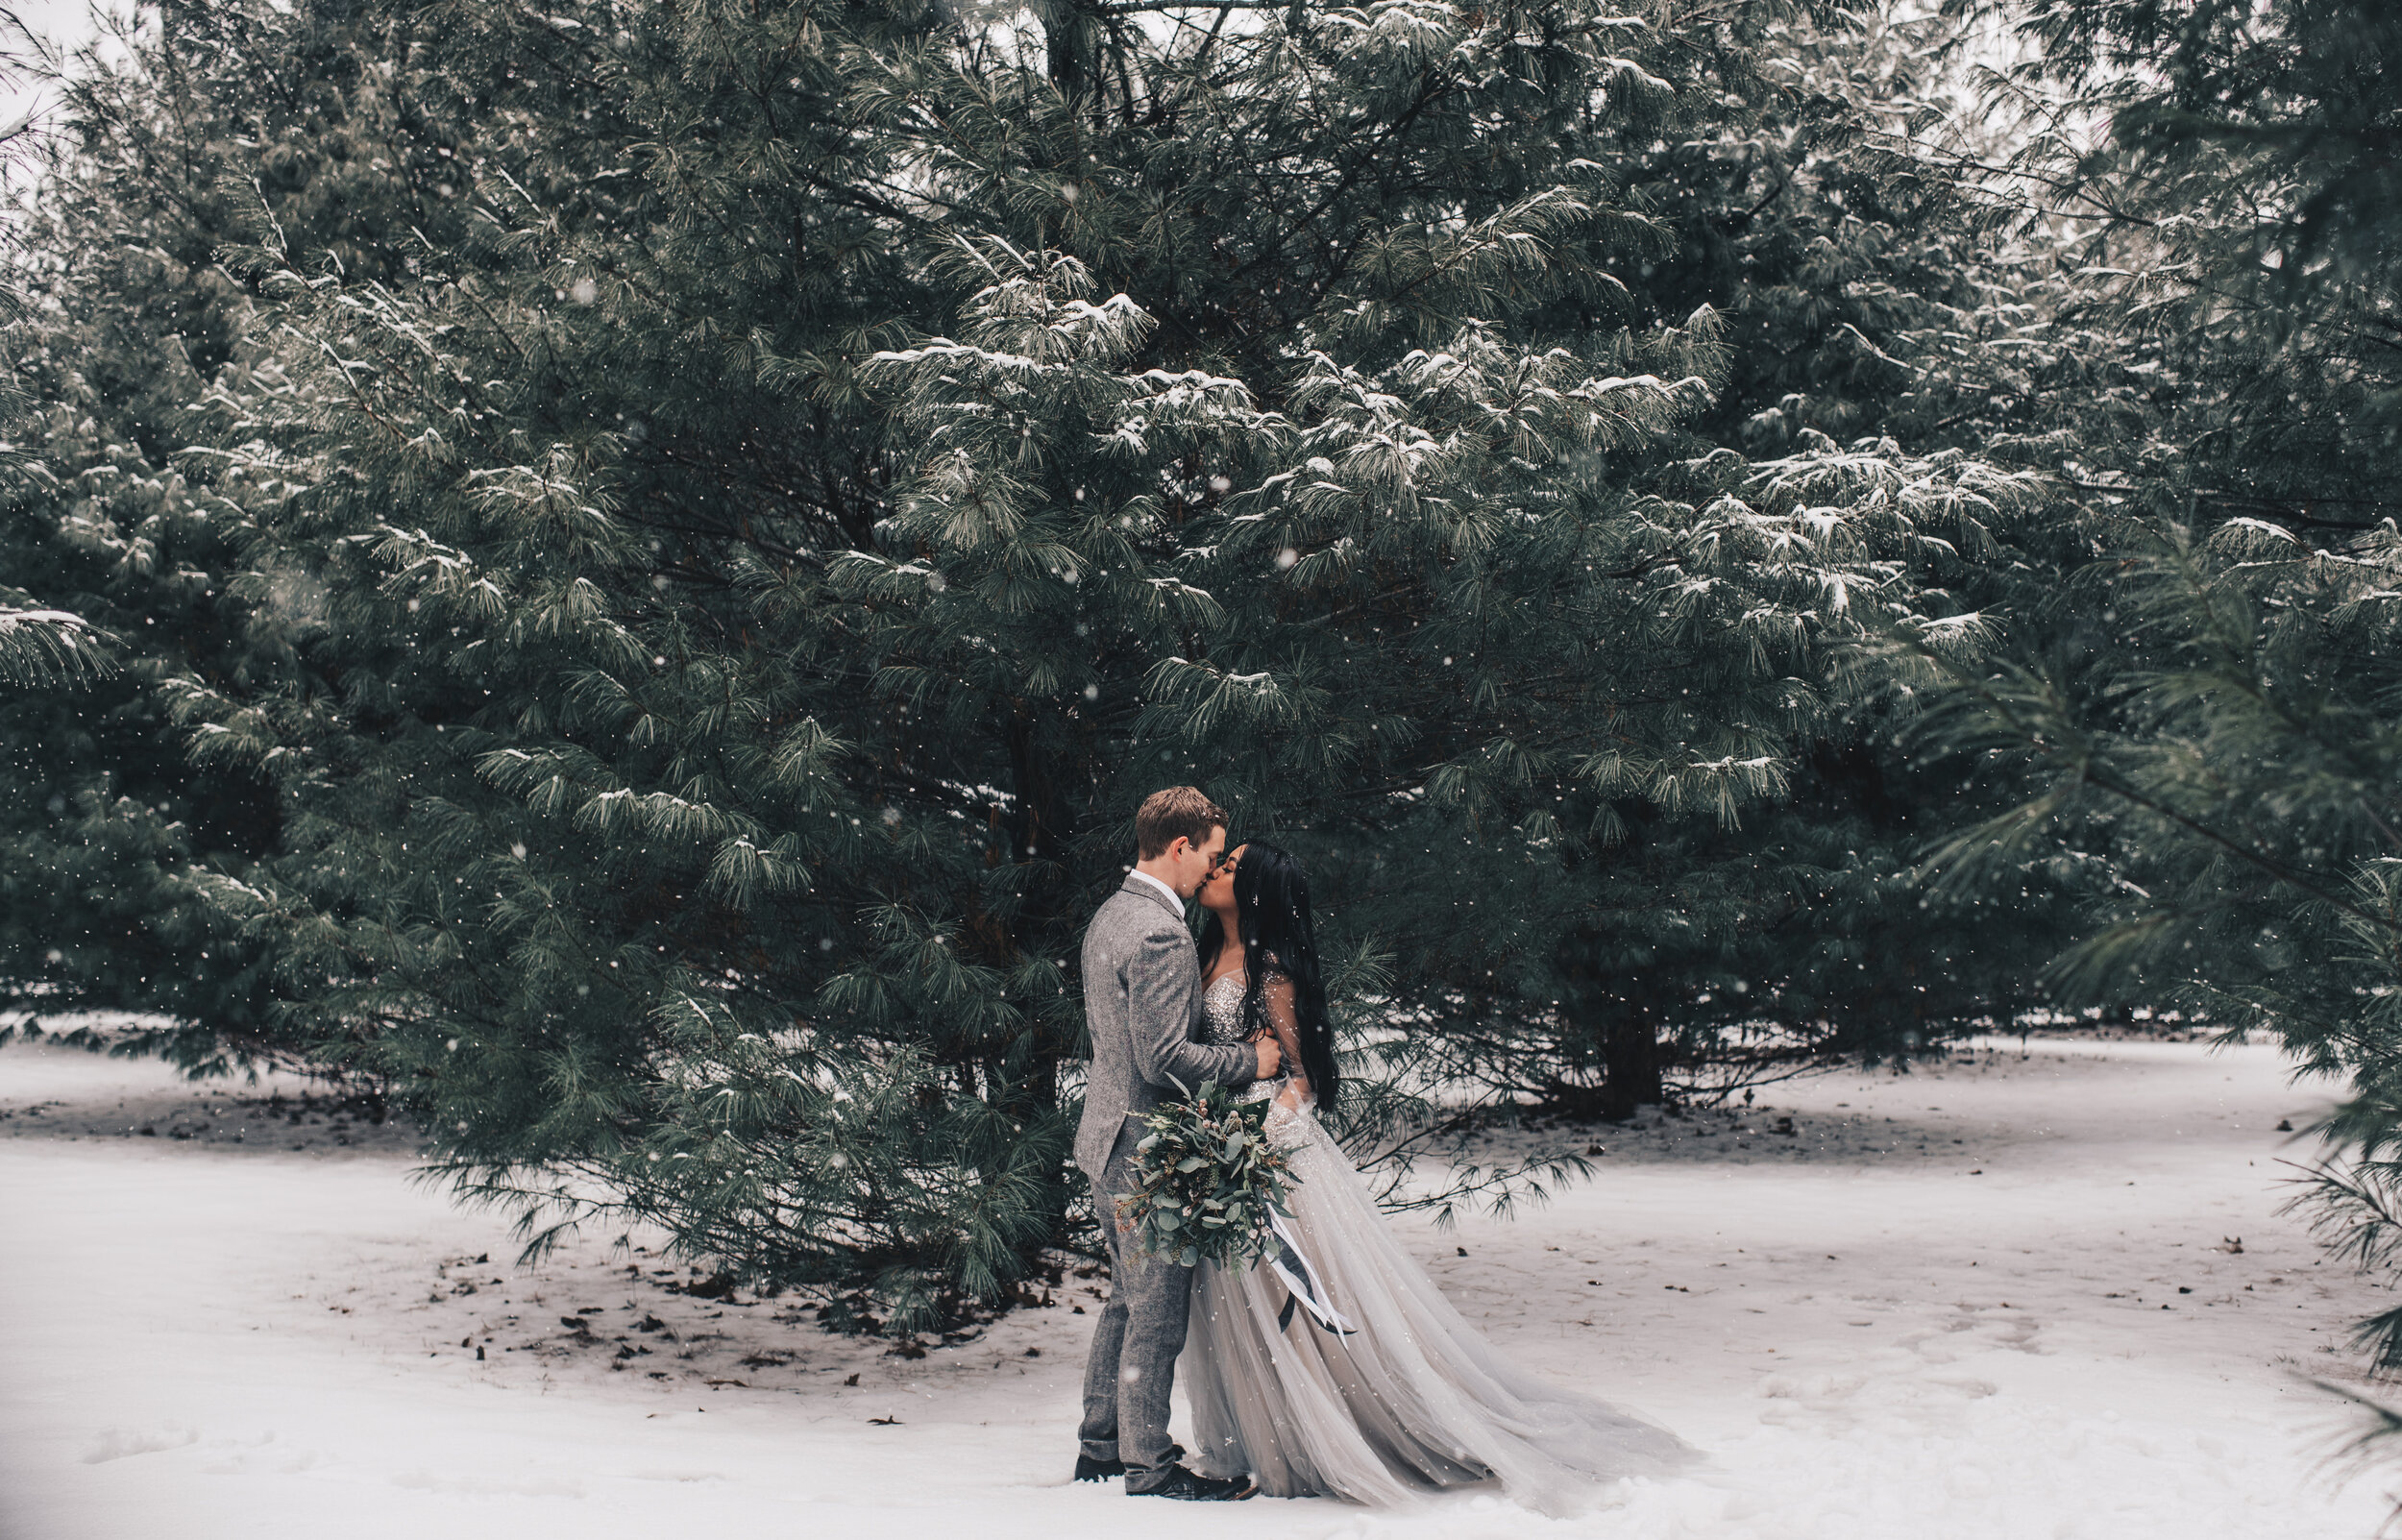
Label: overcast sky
xmin=4 ymin=0 xmax=123 ymax=137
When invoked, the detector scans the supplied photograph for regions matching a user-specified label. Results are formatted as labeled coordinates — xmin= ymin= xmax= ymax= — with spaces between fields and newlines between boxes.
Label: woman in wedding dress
xmin=1179 ymin=842 xmax=1696 ymax=1511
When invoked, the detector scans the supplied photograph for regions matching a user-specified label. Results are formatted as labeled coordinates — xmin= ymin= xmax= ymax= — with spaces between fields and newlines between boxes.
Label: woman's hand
xmin=1263 ymin=1081 xmax=1311 ymax=1149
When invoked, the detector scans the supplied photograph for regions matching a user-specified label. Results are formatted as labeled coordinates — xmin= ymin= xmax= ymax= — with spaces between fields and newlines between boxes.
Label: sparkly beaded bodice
xmin=1199 ymin=971 xmax=1250 ymax=1045
xmin=1201 ymin=971 xmax=1288 ymax=1106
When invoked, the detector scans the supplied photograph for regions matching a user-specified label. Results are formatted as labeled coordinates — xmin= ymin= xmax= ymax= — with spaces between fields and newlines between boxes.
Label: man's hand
xmin=1254 ymin=1036 xmax=1282 ymax=1079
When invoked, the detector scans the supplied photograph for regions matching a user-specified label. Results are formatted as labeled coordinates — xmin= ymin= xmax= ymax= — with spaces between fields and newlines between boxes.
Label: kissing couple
xmin=1072 ymin=786 xmax=1693 ymax=1508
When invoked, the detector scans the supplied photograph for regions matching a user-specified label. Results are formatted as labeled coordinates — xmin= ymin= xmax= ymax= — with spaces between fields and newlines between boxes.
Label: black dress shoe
xmin=1074 ymin=1454 xmax=1126 ymax=1482
xmin=1128 ymin=1463 xmax=1255 ymax=1501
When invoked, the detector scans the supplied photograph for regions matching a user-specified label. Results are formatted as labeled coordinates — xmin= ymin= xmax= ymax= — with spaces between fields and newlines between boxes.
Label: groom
xmin=1074 ymin=786 xmax=1280 ymax=1501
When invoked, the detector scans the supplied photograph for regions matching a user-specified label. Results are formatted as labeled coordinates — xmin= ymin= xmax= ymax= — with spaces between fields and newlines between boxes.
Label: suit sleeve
xmin=1127 ymin=927 xmax=1257 ymax=1092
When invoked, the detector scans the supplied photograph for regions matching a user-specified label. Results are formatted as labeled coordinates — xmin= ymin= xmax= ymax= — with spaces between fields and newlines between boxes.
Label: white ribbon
xmin=1265 ymin=1209 xmax=1357 ymax=1335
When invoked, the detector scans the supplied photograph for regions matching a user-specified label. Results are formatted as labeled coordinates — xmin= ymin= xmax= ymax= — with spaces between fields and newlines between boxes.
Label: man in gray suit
xmin=1074 ymin=786 xmax=1279 ymax=1501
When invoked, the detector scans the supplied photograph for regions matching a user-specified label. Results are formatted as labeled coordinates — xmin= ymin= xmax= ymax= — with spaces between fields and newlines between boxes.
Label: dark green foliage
xmin=1899 ymin=0 xmax=2402 ymax=1421
xmin=1121 ymin=1082 xmax=1291 ymax=1268
xmin=0 ymin=2 xmax=487 ymax=1069
xmin=0 ymin=0 xmax=2052 ymax=1332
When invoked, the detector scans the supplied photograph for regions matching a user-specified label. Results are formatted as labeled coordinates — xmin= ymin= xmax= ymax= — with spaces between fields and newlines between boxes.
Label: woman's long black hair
xmin=1199 ymin=842 xmax=1338 ymax=1113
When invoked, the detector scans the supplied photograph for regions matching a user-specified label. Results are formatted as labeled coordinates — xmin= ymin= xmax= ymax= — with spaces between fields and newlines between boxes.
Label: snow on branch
xmin=0 ymin=607 xmax=113 ymax=686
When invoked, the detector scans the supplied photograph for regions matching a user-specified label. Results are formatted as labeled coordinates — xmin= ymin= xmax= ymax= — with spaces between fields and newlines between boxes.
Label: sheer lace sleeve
xmin=1258 ymin=968 xmax=1315 ymax=1147
xmin=1263 ymin=1088 xmax=1314 ymax=1150
xmin=1261 ymin=973 xmax=1305 ymax=1082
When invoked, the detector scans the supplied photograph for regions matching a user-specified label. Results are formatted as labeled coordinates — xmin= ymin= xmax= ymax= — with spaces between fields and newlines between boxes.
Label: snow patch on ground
xmin=0 ymin=1032 xmax=2392 ymax=1539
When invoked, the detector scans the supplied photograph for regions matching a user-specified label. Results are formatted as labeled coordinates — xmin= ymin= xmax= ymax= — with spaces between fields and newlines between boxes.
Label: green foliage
xmin=0 ymin=0 xmax=2053 ymax=1332
xmin=1901 ymin=0 xmax=2402 ymax=1415
xmin=0 ymin=607 xmax=109 ymax=685
xmin=1120 ymin=1081 xmax=1291 ymax=1268
xmin=0 ymin=2 xmax=453 ymax=1066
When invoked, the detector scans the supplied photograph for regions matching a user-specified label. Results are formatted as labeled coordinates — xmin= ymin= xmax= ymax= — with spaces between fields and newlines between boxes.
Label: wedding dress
xmin=1180 ymin=971 xmax=1696 ymax=1510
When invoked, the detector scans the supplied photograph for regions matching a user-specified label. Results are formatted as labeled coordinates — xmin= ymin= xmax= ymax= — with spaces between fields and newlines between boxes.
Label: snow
xmin=0 ymin=1029 xmax=2391 ymax=1539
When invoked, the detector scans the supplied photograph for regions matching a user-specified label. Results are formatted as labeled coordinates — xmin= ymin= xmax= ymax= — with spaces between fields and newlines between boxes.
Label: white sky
xmin=2 ymin=0 xmax=123 ymax=138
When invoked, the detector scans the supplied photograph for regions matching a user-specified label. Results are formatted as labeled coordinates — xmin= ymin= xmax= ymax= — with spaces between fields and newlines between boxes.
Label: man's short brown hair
xmin=1135 ymin=785 xmax=1228 ymax=860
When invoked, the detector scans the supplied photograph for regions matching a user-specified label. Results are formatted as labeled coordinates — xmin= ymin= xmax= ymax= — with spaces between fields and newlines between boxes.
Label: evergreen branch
xmin=0 ymin=607 xmax=113 ymax=685
xmin=1226 ymin=66 xmax=1456 ymax=288
xmin=1092 ymin=0 xmax=1287 ymax=12
xmin=1922 ymin=654 xmax=2402 ymax=937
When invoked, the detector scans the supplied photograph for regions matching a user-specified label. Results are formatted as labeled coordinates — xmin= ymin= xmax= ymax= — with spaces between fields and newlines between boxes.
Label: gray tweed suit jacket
xmin=1074 ymin=874 xmax=1258 ymax=1182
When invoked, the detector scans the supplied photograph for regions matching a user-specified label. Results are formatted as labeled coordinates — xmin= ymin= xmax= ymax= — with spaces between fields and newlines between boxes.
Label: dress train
xmin=1180 ymin=975 xmax=1695 ymax=1511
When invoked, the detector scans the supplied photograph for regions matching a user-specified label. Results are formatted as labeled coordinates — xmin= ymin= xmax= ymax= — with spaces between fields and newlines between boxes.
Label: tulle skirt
xmin=1181 ymin=1101 xmax=1696 ymax=1511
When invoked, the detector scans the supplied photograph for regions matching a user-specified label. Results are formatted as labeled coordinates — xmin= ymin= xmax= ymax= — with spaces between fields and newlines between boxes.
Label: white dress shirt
xmin=1127 ymin=868 xmax=1184 ymax=912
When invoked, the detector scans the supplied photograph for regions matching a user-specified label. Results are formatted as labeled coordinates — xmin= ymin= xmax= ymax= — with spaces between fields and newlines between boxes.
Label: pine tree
xmin=0 ymin=3 xmax=504 ymax=1066
xmin=1902 ymin=0 xmax=2402 ymax=1391
xmin=1455 ymin=5 xmax=2087 ymax=1101
xmin=0 ymin=15 xmax=107 ymax=690
xmin=4 ymin=0 xmax=2033 ymax=1329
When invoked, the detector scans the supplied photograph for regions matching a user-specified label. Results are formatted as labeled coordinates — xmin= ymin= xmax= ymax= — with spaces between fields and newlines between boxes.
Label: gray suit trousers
xmin=1076 ymin=1127 xmax=1194 ymax=1489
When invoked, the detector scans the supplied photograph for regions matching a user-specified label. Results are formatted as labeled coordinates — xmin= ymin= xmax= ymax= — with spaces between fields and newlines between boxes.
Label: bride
xmin=1179 ymin=841 xmax=1696 ymax=1511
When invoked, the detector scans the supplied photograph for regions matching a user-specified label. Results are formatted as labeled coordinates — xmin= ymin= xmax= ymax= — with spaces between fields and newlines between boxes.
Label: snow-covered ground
xmin=1 ymin=1029 xmax=2393 ymax=1539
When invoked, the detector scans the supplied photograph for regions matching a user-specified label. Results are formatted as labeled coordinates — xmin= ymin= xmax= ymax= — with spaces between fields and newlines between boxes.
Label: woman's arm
xmin=1262 ymin=971 xmax=1310 ymax=1108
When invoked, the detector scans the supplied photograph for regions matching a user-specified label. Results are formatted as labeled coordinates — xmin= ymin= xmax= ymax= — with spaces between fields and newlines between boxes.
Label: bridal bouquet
xmin=1117 ymin=1079 xmax=1294 ymax=1268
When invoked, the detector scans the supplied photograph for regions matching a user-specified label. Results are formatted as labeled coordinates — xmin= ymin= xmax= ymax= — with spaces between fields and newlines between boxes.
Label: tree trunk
xmin=1004 ymin=704 xmax=1072 ymax=868
xmin=1557 ymin=943 xmax=1669 ymax=1120
xmin=1037 ymin=0 xmax=1091 ymax=99
xmin=1597 ymin=1011 xmax=1665 ymax=1120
